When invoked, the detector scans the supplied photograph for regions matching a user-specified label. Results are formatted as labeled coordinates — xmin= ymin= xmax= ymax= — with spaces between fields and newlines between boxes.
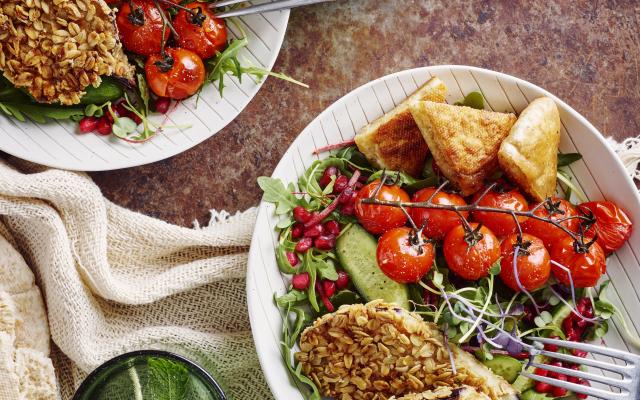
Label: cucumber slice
xmin=336 ymin=224 xmax=409 ymax=309
xmin=551 ymin=301 xmax=573 ymax=327
xmin=520 ymin=389 xmax=554 ymax=400
xmin=482 ymin=355 xmax=522 ymax=383
xmin=512 ymin=355 xmax=548 ymax=393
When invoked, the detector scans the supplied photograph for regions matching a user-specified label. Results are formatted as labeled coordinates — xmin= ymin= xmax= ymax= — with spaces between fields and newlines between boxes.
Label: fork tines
xmin=524 ymin=336 xmax=639 ymax=400
xmin=209 ymin=0 xmax=334 ymax=18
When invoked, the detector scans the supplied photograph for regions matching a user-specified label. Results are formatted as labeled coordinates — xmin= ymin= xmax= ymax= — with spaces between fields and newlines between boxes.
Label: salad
xmin=0 ymin=0 xmax=304 ymax=142
xmin=259 ymin=87 xmax=637 ymax=400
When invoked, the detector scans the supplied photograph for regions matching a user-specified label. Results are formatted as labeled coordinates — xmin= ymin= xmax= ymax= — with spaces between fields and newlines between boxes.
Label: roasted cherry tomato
xmin=550 ymin=236 xmax=606 ymax=288
xmin=578 ymin=201 xmax=633 ymax=254
xmin=377 ymin=227 xmax=435 ymax=283
xmin=499 ymin=234 xmax=550 ymax=292
xmin=472 ymin=187 xmax=528 ymax=237
xmin=443 ymin=223 xmax=501 ymax=281
xmin=409 ymin=188 xmax=469 ymax=240
xmin=355 ymin=180 xmax=409 ymax=235
xmin=145 ymin=48 xmax=205 ymax=99
xmin=523 ymin=197 xmax=580 ymax=250
xmin=116 ymin=0 xmax=169 ymax=56
xmin=173 ymin=3 xmax=227 ymax=59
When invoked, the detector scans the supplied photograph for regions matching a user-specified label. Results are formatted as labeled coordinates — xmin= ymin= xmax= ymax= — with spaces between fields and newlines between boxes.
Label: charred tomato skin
xmin=377 ymin=227 xmax=435 ymax=283
xmin=499 ymin=233 xmax=551 ymax=292
xmin=145 ymin=48 xmax=205 ymax=100
xmin=409 ymin=188 xmax=469 ymax=240
xmin=578 ymin=201 xmax=632 ymax=254
xmin=116 ymin=0 xmax=169 ymax=56
xmin=471 ymin=187 xmax=528 ymax=237
xmin=550 ymin=236 xmax=606 ymax=288
xmin=443 ymin=223 xmax=501 ymax=281
xmin=523 ymin=197 xmax=580 ymax=250
xmin=173 ymin=3 xmax=228 ymax=59
xmin=355 ymin=180 xmax=410 ymax=235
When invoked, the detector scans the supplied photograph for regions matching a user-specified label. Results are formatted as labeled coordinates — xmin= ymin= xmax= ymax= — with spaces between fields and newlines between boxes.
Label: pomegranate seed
xmin=338 ymin=187 xmax=356 ymax=204
xmin=320 ymin=294 xmax=334 ymax=312
xmin=354 ymin=182 xmax=364 ymax=190
xmin=568 ymin=375 xmax=580 ymax=383
xmin=572 ymin=348 xmax=588 ymax=358
xmin=319 ymin=166 xmax=338 ymax=188
xmin=335 ymin=271 xmax=349 ymax=290
xmin=291 ymin=272 xmax=310 ymax=290
xmin=322 ymin=280 xmax=336 ymax=297
xmin=304 ymin=224 xmax=324 ymax=238
xmin=314 ymin=234 xmax=336 ymax=250
xmin=324 ymin=220 xmax=340 ymax=236
xmin=291 ymin=223 xmax=304 ymax=239
xmin=96 ymin=117 xmax=112 ymax=135
xmin=576 ymin=393 xmax=588 ymax=400
xmin=544 ymin=336 xmax=560 ymax=352
xmin=341 ymin=203 xmax=355 ymax=216
xmin=114 ymin=102 xmax=128 ymax=117
xmin=293 ymin=206 xmax=312 ymax=223
xmin=78 ymin=116 xmax=99 ymax=133
xmin=534 ymin=368 xmax=548 ymax=377
xmin=286 ymin=251 xmax=299 ymax=267
xmin=576 ymin=319 xmax=588 ymax=328
xmin=333 ymin=175 xmax=349 ymax=193
xmin=534 ymin=382 xmax=552 ymax=393
xmin=551 ymin=376 xmax=568 ymax=397
xmin=154 ymin=97 xmax=171 ymax=114
xmin=295 ymin=237 xmax=313 ymax=253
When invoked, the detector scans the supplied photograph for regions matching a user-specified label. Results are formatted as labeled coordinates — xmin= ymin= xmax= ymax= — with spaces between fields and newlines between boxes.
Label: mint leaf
xmin=258 ymin=177 xmax=299 ymax=214
xmin=145 ymin=357 xmax=189 ymax=400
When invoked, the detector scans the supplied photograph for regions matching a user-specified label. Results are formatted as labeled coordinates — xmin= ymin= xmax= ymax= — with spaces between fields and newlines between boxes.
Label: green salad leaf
xmin=0 ymin=102 xmax=84 ymax=123
xmin=557 ymin=152 xmax=582 ymax=167
xmin=257 ymin=177 xmax=299 ymax=215
xmin=455 ymin=91 xmax=485 ymax=110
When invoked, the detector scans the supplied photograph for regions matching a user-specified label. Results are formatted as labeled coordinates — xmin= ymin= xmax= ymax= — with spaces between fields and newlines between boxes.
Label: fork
xmin=210 ymin=0 xmax=336 ymax=18
xmin=523 ymin=337 xmax=639 ymax=399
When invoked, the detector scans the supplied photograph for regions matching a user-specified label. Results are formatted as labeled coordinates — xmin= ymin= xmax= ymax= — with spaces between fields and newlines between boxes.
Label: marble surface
xmin=47 ymin=1 xmax=640 ymax=225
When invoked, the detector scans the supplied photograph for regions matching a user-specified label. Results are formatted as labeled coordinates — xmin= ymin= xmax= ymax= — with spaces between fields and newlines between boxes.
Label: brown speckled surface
xmin=42 ymin=1 xmax=640 ymax=225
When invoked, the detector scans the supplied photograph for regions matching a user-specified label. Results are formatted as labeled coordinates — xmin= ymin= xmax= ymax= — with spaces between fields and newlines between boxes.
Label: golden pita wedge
xmin=410 ymin=101 xmax=517 ymax=195
xmin=354 ymin=77 xmax=447 ymax=177
xmin=498 ymin=97 xmax=561 ymax=201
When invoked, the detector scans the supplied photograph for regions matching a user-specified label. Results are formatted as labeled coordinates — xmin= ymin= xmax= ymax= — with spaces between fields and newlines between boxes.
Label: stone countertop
xmin=90 ymin=0 xmax=640 ymax=226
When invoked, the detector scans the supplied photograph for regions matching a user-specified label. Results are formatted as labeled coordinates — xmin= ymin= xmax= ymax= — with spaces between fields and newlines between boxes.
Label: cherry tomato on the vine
xmin=355 ymin=180 xmax=409 ymax=235
xmin=550 ymin=236 xmax=606 ymax=288
xmin=409 ymin=187 xmax=469 ymax=240
xmin=523 ymin=197 xmax=580 ymax=250
xmin=173 ymin=3 xmax=228 ymax=60
xmin=578 ymin=201 xmax=633 ymax=254
xmin=472 ymin=187 xmax=528 ymax=237
xmin=116 ymin=0 xmax=169 ymax=56
xmin=377 ymin=227 xmax=434 ymax=283
xmin=499 ymin=233 xmax=550 ymax=292
xmin=443 ymin=223 xmax=501 ymax=281
xmin=145 ymin=48 xmax=205 ymax=100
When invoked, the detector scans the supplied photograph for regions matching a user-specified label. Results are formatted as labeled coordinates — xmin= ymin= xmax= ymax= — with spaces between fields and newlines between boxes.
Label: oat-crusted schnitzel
xmin=0 ymin=0 xmax=133 ymax=105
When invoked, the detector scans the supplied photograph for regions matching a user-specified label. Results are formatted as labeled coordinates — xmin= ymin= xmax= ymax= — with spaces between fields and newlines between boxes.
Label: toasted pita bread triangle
xmin=498 ymin=97 xmax=561 ymax=201
xmin=410 ymin=101 xmax=516 ymax=195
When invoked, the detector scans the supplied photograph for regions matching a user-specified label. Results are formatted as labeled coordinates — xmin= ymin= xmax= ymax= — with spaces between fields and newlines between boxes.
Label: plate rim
xmin=247 ymin=64 xmax=640 ymax=399
xmin=0 ymin=11 xmax=290 ymax=172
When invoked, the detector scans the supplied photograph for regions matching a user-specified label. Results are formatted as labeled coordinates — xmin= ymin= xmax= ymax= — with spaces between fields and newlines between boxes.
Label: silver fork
xmin=523 ymin=337 xmax=640 ymax=399
xmin=209 ymin=0 xmax=336 ymax=18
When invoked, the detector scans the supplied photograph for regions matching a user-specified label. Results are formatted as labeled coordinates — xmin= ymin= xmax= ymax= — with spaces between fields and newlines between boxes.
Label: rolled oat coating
xmin=0 ymin=0 xmax=133 ymax=105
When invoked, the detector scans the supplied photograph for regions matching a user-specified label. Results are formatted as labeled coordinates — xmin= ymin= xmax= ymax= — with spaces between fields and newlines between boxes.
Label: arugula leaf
xmin=276 ymin=289 xmax=308 ymax=308
xmin=258 ymin=177 xmax=299 ymax=215
xmin=455 ymin=91 xmax=485 ymax=110
xmin=145 ymin=357 xmax=190 ymax=400
xmin=0 ymin=102 xmax=84 ymax=123
xmin=557 ymin=152 xmax=582 ymax=167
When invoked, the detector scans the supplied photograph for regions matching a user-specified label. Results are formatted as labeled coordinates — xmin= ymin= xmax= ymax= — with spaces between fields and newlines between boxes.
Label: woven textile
xmin=0 ymin=159 xmax=270 ymax=400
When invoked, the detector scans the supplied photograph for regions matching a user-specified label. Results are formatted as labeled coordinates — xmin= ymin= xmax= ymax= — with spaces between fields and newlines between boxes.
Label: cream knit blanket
xmin=0 ymin=159 xmax=270 ymax=400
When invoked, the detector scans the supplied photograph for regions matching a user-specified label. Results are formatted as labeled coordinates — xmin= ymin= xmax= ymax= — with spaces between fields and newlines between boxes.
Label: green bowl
xmin=73 ymin=350 xmax=227 ymax=400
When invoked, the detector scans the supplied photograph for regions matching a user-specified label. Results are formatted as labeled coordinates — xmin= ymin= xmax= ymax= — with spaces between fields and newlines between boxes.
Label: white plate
xmin=0 ymin=8 xmax=289 ymax=171
xmin=247 ymin=65 xmax=640 ymax=399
